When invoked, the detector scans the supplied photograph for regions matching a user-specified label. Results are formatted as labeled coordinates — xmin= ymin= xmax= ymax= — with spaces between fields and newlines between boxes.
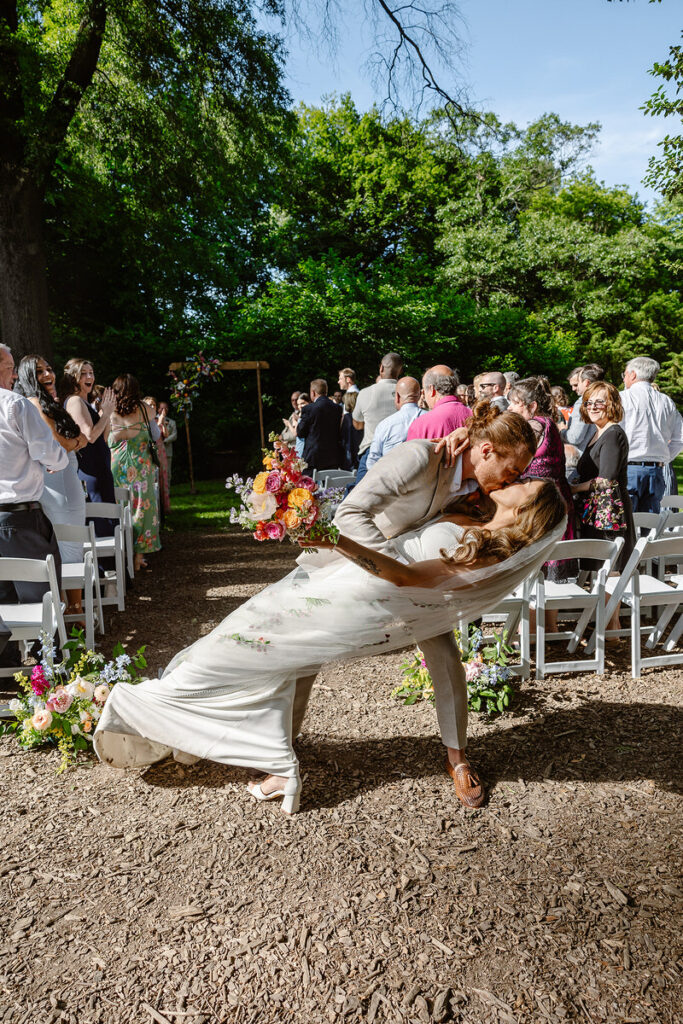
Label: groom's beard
xmin=443 ymin=491 xmax=496 ymax=521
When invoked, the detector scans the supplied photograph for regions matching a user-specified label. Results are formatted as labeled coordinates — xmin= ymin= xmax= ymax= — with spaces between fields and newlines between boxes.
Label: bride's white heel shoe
xmin=248 ymin=776 xmax=301 ymax=814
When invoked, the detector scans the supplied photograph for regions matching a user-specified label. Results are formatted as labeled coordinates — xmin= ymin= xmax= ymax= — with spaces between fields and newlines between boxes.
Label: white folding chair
xmin=317 ymin=470 xmax=357 ymax=490
xmin=459 ymin=575 xmax=534 ymax=680
xmin=594 ymin=534 xmax=683 ymax=676
xmin=0 ymin=555 xmax=66 ymax=677
xmin=114 ymin=486 xmax=135 ymax=579
xmin=84 ymin=502 xmax=126 ymax=612
xmin=536 ymin=537 xmax=623 ymax=678
xmin=53 ymin=523 xmax=104 ymax=651
xmin=660 ymin=495 xmax=683 ymax=512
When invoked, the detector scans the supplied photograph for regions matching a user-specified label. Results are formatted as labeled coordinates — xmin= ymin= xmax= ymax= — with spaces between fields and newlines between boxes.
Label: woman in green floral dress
xmin=108 ymin=374 xmax=161 ymax=569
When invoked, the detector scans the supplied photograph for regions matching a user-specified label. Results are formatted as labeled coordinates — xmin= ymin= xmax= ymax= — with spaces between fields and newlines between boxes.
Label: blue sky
xmin=277 ymin=0 xmax=681 ymax=206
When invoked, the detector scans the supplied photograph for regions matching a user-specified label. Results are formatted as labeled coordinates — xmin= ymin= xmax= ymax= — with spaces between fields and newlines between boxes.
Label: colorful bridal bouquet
xmin=226 ymin=434 xmax=341 ymax=545
xmin=0 ymin=632 xmax=147 ymax=771
xmin=394 ymin=626 xmax=516 ymax=716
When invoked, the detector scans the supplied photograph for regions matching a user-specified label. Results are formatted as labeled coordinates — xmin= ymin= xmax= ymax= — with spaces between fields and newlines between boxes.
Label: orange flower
xmin=288 ymin=488 xmax=313 ymax=509
xmin=263 ymin=457 xmax=274 ymax=469
xmin=283 ymin=508 xmax=300 ymax=530
xmin=252 ymin=472 xmax=269 ymax=494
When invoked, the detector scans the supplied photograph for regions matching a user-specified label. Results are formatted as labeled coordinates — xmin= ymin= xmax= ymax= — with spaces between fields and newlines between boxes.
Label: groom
xmin=293 ymin=415 xmax=536 ymax=807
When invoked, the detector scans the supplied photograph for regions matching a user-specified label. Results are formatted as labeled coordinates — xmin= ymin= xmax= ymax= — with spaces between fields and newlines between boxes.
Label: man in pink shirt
xmin=406 ymin=364 xmax=472 ymax=441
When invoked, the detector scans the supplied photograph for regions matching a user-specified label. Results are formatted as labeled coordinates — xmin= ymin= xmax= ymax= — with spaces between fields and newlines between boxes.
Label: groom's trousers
xmin=291 ymin=630 xmax=468 ymax=750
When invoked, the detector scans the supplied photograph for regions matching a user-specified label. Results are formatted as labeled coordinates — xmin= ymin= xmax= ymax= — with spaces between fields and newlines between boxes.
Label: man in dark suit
xmin=296 ymin=378 xmax=343 ymax=471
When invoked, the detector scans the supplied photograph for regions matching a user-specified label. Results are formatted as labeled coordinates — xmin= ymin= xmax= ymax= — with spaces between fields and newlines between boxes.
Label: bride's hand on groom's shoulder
xmin=433 ymin=427 xmax=470 ymax=467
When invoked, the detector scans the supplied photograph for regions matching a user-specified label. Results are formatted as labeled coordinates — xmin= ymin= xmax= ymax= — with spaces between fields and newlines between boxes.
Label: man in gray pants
xmin=292 ymin=425 xmax=535 ymax=806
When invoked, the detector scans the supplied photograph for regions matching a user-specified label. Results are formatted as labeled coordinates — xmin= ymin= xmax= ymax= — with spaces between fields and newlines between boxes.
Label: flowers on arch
xmin=168 ymin=351 xmax=223 ymax=414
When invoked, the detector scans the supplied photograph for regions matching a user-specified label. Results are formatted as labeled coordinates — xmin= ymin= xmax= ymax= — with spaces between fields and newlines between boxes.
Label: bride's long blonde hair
xmin=443 ymin=478 xmax=566 ymax=566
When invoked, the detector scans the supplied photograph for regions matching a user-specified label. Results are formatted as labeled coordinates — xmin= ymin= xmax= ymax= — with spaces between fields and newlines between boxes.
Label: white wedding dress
xmin=94 ymin=519 xmax=563 ymax=790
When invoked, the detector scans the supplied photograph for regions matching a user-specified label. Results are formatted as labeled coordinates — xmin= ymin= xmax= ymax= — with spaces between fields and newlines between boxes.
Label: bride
xmin=95 ymin=477 xmax=565 ymax=812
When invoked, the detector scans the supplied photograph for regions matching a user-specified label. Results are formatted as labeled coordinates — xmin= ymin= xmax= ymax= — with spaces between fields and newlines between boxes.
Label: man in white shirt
xmin=337 ymin=367 xmax=359 ymax=395
xmin=349 ymin=352 xmax=402 ymax=488
xmin=620 ymin=356 xmax=683 ymax=513
xmin=0 ymin=344 xmax=68 ymax=603
xmin=365 ymin=377 xmax=422 ymax=469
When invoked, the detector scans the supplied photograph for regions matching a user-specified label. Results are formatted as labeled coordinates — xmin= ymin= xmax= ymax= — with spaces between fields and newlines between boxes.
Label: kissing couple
xmin=95 ymin=403 xmax=566 ymax=813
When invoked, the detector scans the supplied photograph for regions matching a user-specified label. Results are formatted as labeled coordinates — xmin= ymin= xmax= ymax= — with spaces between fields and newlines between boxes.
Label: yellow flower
xmin=288 ymin=488 xmax=313 ymax=509
xmin=283 ymin=508 xmax=300 ymax=530
xmin=252 ymin=472 xmax=270 ymax=494
xmin=262 ymin=457 xmax=274 ymax=469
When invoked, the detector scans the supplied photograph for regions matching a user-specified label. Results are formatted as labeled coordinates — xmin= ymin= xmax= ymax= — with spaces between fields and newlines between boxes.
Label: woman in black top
xmin=572 ymin=381 xmax=636 ymax=628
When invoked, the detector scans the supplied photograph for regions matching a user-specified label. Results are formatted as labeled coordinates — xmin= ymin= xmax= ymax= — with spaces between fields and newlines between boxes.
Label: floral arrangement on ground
xmin=0 ymin=632 xmax=147 ymax=770
xmin=226 ymin=434 xmax=342 ymax=545
xmin=394 ymin=626 xmax=516 ymax=716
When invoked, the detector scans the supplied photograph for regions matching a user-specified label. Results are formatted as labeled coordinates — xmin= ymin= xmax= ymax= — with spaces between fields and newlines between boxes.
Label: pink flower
xmin=264 ymin=521 xmax=286 ymax=541
xmin=265 ymin=470 xmax=282 ymax=493
xmin=253 ymin=528 xmax=268 ymax=541
xmin=30 ymin=666 xmax=50 ymax=696
xmin=31 ymin=708 xmax=53 ymax=731
xmin=304 ymin=506 xmax=319 ymax=527
xmin=465 ymin=662 xmax=483 ymax=682
xmin=46 ymin=687 xmax=73 ymax=713
xmin=299 ymin=476 xmax=316 ymax=492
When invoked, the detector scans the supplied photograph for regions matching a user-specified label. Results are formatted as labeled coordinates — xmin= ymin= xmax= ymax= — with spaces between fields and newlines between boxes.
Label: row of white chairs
xmin=0 ymin=489 xmax=135 ymax=675
xmin=312 ymin=468 xmax=357 ymax=491
xmin=468 ymin=503 xmax=683 ymax=680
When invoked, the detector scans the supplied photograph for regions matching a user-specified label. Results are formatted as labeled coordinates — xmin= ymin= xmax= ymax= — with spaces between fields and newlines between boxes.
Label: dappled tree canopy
xmin=1 ymin=3 xmax=681 ymax=475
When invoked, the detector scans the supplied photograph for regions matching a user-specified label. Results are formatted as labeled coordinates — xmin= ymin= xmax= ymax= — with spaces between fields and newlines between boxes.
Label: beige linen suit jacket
xmin=332 ymin=439 xmax=476 ymax=558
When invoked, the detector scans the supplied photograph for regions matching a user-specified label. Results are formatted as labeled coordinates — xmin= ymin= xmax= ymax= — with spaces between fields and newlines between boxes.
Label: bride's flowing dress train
xmin=94 ymin=520 xmax=563 ymax=807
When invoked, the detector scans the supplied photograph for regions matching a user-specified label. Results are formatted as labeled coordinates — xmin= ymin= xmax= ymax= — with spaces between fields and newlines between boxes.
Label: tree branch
xmin=29 ymin=0 xmax=107 ymax=191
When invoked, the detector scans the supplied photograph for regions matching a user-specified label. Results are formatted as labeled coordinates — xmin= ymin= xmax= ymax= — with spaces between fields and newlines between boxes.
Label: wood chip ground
xmin=1 ymin=526 xmax=681 ymax=1023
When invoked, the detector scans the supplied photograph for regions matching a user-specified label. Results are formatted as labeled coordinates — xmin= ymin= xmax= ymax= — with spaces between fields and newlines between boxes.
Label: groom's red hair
xmin=467 ymin=401 xmax=537 ymax=458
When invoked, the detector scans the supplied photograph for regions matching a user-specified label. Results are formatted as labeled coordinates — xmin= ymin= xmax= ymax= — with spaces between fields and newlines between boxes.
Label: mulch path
xmin=1 ymin=523 xmax=682 ymax=1024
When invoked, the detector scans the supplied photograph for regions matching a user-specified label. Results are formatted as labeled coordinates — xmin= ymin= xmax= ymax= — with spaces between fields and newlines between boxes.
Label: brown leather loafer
xmin=445 ymin=756 xmax=485 ymax=808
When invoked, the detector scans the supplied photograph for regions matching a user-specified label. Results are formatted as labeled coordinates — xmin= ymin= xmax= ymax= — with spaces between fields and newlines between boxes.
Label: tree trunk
xmin=0 ymin=177 xmax=52 ymax=361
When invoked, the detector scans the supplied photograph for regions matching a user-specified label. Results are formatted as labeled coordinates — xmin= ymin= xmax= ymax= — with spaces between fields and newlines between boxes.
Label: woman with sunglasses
xmin=571 ymin=382 xmax=636 ymax=627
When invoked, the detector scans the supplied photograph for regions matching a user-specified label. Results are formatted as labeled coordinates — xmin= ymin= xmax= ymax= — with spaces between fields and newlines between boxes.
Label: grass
xmin=166 ymin=479 xmax=238 ymax=532
xmin=674 ymin=455 xmax=683 ymax=491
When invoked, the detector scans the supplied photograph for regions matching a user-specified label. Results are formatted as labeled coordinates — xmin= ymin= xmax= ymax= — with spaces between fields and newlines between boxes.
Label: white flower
xmin=67 ymin=676 xmax=94 ymax=699
xmin=8 ymin=699 xmax=22 ymax=712
xmin=246 ymin=491 xmax=277 ymax=519
xmin=93 ymin=684 xmax=110 ymax=704
xmin=71 ymin=724 xmax=80 ymax=735
xmin=90 ymin=706 xmax=101 ymax=722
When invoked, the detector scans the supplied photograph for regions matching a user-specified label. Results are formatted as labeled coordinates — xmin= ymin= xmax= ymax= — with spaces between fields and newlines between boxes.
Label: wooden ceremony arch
xmin=168 ymin=359 xmax=270 ymax=493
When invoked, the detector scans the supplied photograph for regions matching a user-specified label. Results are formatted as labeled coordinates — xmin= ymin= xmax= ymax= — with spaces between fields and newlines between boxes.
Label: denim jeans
xmin=626 ymin=464 xmax=666 ymax=514
xmin=344 ymin=449 xmax=369 ymax=497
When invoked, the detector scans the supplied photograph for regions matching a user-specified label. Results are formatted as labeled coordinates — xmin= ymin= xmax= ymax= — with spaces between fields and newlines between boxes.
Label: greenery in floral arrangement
xmin=394 ymin=626 xmax=516 ymax=716
xmin=168 ymin=352 xmax=223 ymax=415
xmin=0 ymin=632 xmax=147 ymax=772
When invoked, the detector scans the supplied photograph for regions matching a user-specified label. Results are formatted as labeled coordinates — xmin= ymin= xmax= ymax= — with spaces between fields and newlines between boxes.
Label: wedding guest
xmin=351 ymin=353 xmax=403 ymax=488
xmin=108 ymin=374 xmax=161 ymax=571
xmin=407 ymin=365 xmax=471 ymax=441
xmin=340 ymin=391 xmax=362 ymax=470
xmin=508 ymin=376 xmax=576 ymax=630
xmin=61 ymin=358 xmax=117 ymax=538
xmin=143 ymin=396 xmax=170 ymax=513
xmin=337 ymin=368 xmax=358 ymax=396
xmin=332 ymin=391 xmax=344 ymax=405
xmin=456 ymin=384 xmax=469 ymax=403
xmin=503 ymin=371 xmax=520 ymax=397
xmin=477 ymin=371 xmax=508 ymax=410
xmin=572 ymin=382 xmax=635 ymax=630
xmin=157 ymin=401 xmax=178 ymax=484
xmin=564 ymin=364 xmax=604 ymax=453
xmin=15 ymin=356 xmax=87 ymax=619
xmin=294 ymin=394 xmax=310 ymax=458
xmin=466 ymin=384 xmax=477 ymax=407
xmin=551 ymin=386 xmax=572 ymax=426
xmin=0 ymin=345 xmax=67 ymax=606
xmin=296 ymin=379 xmax=343 ymax=472
xmin=620 ymin=357 xmax=683 ymax=513
xmin=366 ymin=377 xmax=422 ymax=469
xmin=281 ymin=392 xmax=301 ymax=444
